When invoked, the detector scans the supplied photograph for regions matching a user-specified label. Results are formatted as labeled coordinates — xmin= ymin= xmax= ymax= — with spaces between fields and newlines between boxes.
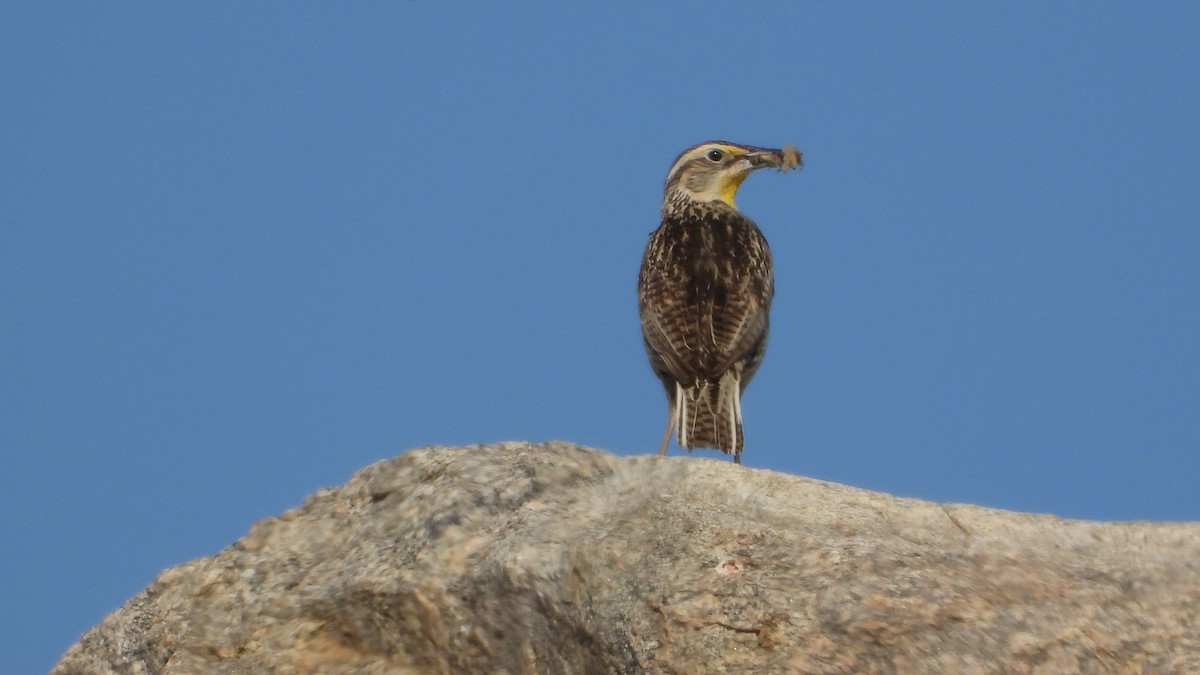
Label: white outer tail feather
xmin=672 ymin=367 xmax=744 ymax=455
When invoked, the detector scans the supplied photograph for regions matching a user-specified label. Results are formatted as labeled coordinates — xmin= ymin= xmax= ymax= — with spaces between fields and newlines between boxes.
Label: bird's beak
xmin=719 ymin=143 xmax=803 ymax=207
xmin=743 ymin=145 xmax=803 ymax=173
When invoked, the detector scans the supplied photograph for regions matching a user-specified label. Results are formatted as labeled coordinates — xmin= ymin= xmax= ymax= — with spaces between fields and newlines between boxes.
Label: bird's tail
xmin=674 ymin=368 xmax=744 ymax=461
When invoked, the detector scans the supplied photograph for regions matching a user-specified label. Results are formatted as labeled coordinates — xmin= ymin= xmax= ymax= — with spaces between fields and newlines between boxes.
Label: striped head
xmin=663 ymin=141 xmax=801 ymax=213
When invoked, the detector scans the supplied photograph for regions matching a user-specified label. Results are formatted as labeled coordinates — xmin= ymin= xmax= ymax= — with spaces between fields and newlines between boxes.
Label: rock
xmin=54 ymin=441 xmax=1200 ymax=674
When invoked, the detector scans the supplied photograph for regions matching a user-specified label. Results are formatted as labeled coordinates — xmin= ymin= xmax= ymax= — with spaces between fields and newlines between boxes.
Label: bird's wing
xmin=707 ymin=262 xmax=772 ymax=377
xmin=640 ymin=276 xmax=699 ymax=383
xmin=639 ymin=216 xmax=774 ymax=383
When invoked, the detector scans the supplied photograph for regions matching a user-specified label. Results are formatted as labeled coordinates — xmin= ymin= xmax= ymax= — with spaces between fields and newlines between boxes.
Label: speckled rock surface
xmin=54 ymin=441 xmax=1200 ymax=674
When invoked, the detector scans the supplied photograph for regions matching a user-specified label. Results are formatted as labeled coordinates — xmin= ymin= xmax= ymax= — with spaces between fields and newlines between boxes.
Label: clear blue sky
xmin=4 ymin=3 xmax=1198 ymax=671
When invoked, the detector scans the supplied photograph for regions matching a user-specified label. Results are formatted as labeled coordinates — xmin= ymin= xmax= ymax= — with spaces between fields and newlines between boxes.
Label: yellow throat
xmin=719 ymin=171 xmax=749 ymax=208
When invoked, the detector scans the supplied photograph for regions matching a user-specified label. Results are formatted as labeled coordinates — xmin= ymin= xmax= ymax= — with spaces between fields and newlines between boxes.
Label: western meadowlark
xmin=638 ymin=140 xmax=801 ymax=463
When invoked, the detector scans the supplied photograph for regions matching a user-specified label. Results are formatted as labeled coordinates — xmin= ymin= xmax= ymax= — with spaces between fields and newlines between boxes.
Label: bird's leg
xmin=657 ymin=405 xmax=674 ymax=456
xmin=734 ymin=452 xmax=741 ymax=465
xmin=657 ymin=398 xmax=676 ymax=456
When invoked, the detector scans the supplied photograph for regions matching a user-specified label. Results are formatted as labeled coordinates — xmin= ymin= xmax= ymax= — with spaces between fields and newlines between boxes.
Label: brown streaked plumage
xmin=638 ymin=140 xmax=801 ymax=463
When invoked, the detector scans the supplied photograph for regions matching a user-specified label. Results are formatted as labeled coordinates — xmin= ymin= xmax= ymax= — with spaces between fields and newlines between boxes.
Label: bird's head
xmin=663 ymin=141 xmax=801 ymax=213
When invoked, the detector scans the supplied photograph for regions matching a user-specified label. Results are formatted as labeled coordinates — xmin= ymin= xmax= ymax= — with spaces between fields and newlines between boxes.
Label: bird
xmin=638 ymin=140 xmax=801 ymax=464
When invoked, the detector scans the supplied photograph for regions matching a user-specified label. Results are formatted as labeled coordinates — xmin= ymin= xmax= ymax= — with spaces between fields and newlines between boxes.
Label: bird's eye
xmin=706 ymin=149 xmax=724 ymax=162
